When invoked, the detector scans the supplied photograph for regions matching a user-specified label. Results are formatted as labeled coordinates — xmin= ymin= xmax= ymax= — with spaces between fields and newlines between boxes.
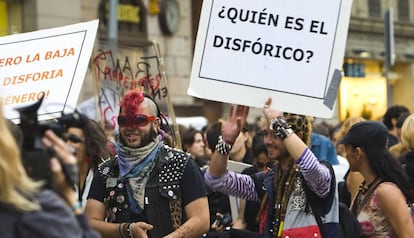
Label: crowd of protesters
xmin=2 ymin=85 xmax=414 ymax=238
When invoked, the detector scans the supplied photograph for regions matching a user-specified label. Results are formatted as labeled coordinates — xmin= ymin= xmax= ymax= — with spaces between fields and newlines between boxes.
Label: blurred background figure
xmin=398 ymin=113 xmax=414 ymax=188
xmin=229 ymin=127 xmax=253 ymax=164
xmin=382 ymin=105 xmax=410 ymax=149
xmin=334 ymin=116 xmax=365 ymax=207
xmin=389 ymin=112 xmax=410 ymax=159
xmin=232 ymin=130 xmax=269 ymax=233
xmin=102 ymin=120 xmax=117 ymax=157
xmin=181 ymin=127 xmax=208 ymax=168
xmin=65 ymin=115 xmax=112 ymax=208
xmin=204 ymin=121 xmax=232 ymax=234
xmin=202 ymin=124 xmax=213 ymax=163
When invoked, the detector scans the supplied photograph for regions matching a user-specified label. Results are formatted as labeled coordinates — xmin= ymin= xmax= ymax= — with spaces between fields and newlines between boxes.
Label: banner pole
xmin=151 ymin=40 xmax=182 ymax=149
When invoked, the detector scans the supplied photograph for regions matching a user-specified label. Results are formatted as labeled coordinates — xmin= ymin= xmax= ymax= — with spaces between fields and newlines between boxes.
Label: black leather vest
xmin=98 ymin=145 xmax=189 ymax=237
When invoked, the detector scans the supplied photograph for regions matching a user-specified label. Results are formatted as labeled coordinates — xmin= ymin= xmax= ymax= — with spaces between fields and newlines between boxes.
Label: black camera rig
xmin=16 ymin=95 xmax=86 ymax=189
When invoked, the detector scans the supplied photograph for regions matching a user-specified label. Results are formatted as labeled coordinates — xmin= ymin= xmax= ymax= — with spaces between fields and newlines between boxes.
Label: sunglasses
xmin=64 ymin=134 xmax=84 ymax=144
xmin=117 ymin=114 xmax=157 ymax=127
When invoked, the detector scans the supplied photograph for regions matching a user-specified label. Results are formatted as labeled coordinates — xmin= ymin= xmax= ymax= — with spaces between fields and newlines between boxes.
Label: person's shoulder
xmin=375 ymin=182 xmax=407 ymax=209
xmin=375 ymin=182 xmax=403 ymax=201
xmin=99 ymin=156 xmax=116 ymax=166
xmin=160 ymin=144 xmax=190 ymax=162
xmin=96 ymin=156 xmax=118 ymax=176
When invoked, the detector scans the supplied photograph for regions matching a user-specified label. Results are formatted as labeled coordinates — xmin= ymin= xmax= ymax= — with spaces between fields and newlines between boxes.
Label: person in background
xmin=228 ymin=127 xmax=253 ymax=164
xmin=203 ymin=121 xmax=233 ymax=235
xmin=398 ymin=113 xmax=414 ymax=188
xmin=65 ymin=115 xmax=112 ymax=208
xmin=205 ymin=98 xmax=339 ymax=237
xmin=334 ymin=117 xmax=365 ymax=158
xmin=389 ymin=112 xmax=410 ymax=159
xmin=181 ymin=127 xmax=208 ymax=168
xmin=0 ymin=103 xmax=100 ymax=238
xmin=339 ymin=121 xmax=414 ymax=237
xmin=86 ymin=88 xmax=209 ymax=238
xmin=103 ymin=120 xmax=117 ymax=157
xmin=232 ymin=130 xmax=269 ymax=233
xmin=201 ymin=124 xmax=214 ymax=162
xmin=334 ymin=116 xmax=365 ymax=207
xmin=382 ymin=105 xmax=410 ymax=148
xmin=309 ymin=118 xmax=347 ymax=187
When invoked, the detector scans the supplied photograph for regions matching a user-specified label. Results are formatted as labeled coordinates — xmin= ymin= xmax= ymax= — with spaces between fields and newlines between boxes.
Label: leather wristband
xmin=270 ymin=116 xmax=294 ymax=140
xmin=216 ymin=136 xmax=232 ymax=155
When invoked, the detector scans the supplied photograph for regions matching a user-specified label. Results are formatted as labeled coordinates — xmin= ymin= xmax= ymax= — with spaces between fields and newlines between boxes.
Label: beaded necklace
xmin=351 ymin=176 xmax=381 ymax=216
xmin=271 ymin=162 xmax=299 ymax=237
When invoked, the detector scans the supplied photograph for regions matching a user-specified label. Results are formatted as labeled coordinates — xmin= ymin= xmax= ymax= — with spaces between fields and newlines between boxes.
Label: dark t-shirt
xmin=88 ymin=157 xmax=207 ymax=222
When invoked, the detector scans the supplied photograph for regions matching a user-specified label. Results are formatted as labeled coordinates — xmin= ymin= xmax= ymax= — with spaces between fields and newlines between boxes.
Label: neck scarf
xmin=115 ymin=133 xmax=160 ymax=214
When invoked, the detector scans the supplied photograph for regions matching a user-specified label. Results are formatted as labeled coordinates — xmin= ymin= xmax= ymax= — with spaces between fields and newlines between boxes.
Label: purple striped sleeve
xmin=296 ymin=148 xmax=332 ymax=197
xmin=204 ymin=169 xmax=260 ymax=202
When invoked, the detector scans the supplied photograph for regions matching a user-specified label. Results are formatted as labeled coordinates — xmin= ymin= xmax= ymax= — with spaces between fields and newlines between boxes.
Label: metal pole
xmin=108 ymin=0 xmax=118 ymax=51
xmin=384 ymin=8 xmax=394 ymax=107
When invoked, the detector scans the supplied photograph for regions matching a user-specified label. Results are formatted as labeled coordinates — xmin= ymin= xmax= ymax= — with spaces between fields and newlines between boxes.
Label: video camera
xmin=215 ymin=213 xmax=232 ymax=227
xmin=16 ymin=95 xmax=86 ymax=189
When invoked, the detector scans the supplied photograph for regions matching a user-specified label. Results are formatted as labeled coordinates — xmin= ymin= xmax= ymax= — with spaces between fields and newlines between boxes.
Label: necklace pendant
xmin=274 ymin=203 xmax=281 ymax=209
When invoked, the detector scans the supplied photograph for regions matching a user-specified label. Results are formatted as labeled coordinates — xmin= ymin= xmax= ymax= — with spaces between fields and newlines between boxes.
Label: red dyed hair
xmin=119 ymin=89 xmax=145 ymax=117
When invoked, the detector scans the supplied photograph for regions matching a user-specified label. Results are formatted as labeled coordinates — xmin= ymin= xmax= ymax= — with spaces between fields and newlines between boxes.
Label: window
xmin=368 ymin=0 xmax=381 ymax=18
xmin=398 ymin=0 xmax=410 ymax=22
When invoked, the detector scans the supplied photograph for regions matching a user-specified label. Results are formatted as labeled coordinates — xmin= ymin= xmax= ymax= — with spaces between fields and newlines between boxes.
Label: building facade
xmin=1 ymin=0 xmax=414 ymax=123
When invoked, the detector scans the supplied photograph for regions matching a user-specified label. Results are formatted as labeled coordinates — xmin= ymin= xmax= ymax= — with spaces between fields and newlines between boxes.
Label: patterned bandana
xmin=115 ymin=133 xmax=160 ymax=214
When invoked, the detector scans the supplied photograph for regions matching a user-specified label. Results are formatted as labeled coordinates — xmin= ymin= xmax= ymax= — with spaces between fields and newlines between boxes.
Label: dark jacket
xmin=94 ymin=145 xmax=206 ymax=238
xmin=0 ymin=190 xmax=100 ymax=238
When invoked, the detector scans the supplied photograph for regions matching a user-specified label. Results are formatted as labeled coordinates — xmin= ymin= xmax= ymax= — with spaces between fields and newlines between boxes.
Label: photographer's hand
xmin=42 ymin=129 xmax=81 ymax=214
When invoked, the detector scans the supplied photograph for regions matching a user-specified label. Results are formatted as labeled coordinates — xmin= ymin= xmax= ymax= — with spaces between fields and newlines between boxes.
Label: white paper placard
xmin=189 ymin=0 xmax=353 ymax=118
xmin=0 ymin=20 xmax=99 ymax=121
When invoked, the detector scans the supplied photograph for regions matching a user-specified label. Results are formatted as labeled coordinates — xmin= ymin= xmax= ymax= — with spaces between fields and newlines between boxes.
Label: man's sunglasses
xmin=64 ymin=134 xmax=84 ymax=144
xmin=117 ymin=114 xmax=157 ymax=127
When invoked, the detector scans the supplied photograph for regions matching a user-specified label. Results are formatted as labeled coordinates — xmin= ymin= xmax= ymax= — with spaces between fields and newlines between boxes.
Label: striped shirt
xmin=204 ymin=147 xmax=331 ymax=202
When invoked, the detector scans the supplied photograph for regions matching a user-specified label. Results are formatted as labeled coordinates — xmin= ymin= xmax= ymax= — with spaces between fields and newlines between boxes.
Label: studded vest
xmin=97 ymin=144 xmax=189 ymax=237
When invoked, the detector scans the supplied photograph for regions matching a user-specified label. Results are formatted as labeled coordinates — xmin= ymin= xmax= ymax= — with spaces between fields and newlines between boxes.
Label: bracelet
xmin=126 ymin=223 xmax=134 ymax=238
xmin=118 ymin=223 xmax=126 ymax=238
xmin=215 ymin=136 xmax=232 ymax=155
xmin=270 ymin=116 xmax=294 ymax=140
xmin=70 ymin=201 xmax=82 ymax=213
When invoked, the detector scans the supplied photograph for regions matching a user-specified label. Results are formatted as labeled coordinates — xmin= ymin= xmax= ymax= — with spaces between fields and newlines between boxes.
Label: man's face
xmin=263 ymin=129 xmax=290 ymax=162
xmin=118 ymin=102 xmax=158 ymax=149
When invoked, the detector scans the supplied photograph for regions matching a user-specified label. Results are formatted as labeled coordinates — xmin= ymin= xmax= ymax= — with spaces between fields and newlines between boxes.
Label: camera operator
xmin=0 ymin=103 xmax=100 ymax=238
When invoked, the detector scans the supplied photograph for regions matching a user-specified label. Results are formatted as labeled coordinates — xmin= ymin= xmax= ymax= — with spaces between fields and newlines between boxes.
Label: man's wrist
xmin=270 ymin=116 xmax=294 ymax=140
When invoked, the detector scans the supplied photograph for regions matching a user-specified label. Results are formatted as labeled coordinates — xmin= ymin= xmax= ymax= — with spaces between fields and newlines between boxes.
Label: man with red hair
xmin=86 ymin=88 xmax=209 ymax=238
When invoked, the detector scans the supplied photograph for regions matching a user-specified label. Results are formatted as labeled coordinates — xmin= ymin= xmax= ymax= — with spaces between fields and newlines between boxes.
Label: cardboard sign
xmin=0 ymin=20 xmax=99 ymax=121
xmin=189 ymin=0 xmax=353 ymax=118
xmin=79 ymin=41 xmax=168 ymax=129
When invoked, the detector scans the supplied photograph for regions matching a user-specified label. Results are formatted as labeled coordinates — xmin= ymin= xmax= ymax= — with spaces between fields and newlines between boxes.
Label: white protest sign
xmin=0 ymin=19 xmax=99 ymax=121
xmin=189 ymin=0 xmax=353 ymax=118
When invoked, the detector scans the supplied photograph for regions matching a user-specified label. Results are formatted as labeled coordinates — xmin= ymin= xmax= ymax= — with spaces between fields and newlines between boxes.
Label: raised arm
xmin=262 ymin=98 xmax=308 ymax=160
xmin=208 ymin=105 xmax=249 ymax=177
xmin=263 ymin=98 xmax=331 ymax=197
